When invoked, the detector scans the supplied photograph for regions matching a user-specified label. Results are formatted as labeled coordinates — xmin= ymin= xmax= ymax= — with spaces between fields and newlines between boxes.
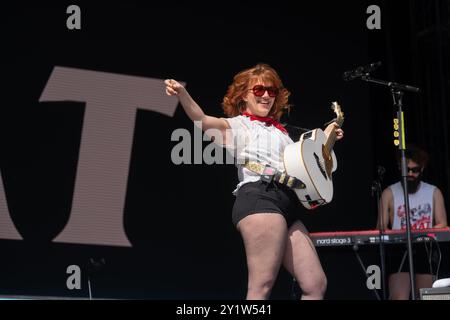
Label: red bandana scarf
xmin=242 ymin=111 xmax=288 ymax=135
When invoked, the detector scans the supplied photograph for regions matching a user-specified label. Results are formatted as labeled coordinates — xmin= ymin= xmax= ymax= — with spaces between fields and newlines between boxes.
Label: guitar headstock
xmin=331 ymin=101 xmax=344 ymax=125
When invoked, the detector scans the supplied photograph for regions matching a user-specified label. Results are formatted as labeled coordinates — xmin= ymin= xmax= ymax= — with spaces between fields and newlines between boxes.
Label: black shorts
xmin=232 ymin=180 xmax=302 ymax=227
xmin=385 ymin=243 xmax=439 ymax=275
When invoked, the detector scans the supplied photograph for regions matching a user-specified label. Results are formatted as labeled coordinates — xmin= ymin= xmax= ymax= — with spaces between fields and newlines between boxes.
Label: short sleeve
xmin=222 ymin=116 xmax=250 ymax=158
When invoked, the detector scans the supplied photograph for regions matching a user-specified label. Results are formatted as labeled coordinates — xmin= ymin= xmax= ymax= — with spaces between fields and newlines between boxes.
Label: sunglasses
xmin=405 ymin=166 xmax=421 ymax=174
xmin=250 ymin=85 xmax=278 ymax=97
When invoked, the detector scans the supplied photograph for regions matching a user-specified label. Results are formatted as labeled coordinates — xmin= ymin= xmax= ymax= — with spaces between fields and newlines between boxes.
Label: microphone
xmin=343 ymin=61 xmax=382 ymax=81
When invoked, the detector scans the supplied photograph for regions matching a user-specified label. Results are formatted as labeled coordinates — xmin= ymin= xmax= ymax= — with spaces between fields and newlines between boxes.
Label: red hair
xmin=221 ymin=63 xmax=292 ymax=120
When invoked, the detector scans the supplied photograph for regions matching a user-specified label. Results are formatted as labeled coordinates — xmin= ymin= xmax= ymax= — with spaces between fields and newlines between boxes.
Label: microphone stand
xmin=372 ymin=166 xmax=387 ymax=300
xmin=360 ymin=73 xmax=420 ymax=300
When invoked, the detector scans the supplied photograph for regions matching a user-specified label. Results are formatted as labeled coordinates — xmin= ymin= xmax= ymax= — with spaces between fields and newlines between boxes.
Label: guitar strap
xmin=244 ymin=161 xmax=306 ymax=189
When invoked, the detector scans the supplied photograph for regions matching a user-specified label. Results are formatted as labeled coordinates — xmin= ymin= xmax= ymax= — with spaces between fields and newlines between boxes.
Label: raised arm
xmin=433 ymin=188 xmax=448 ymax=228
xmin=165 ymin=79 xmax=230 ymax=133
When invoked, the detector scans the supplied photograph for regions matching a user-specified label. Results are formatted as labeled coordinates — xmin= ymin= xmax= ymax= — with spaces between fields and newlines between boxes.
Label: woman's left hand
xmin=324 ymin=122 xmax=344 ymax=140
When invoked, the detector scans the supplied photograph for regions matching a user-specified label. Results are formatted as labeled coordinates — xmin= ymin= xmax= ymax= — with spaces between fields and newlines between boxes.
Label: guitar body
xmin=283 ymin=128 xmax=337 ymax=210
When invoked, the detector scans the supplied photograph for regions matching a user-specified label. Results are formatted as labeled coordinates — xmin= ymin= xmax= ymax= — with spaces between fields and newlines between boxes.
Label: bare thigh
xmin=282 ymin=220 xmax=327 ymax=299
xmin=389 ymin=272 xmax=433 ymax=299
xmin=237 ymin=213 xmax=288 ymax=298
xmin=389 ymin=272 xmax=410 ymax=300
xmin=416 ymin=274 xmax=433 ymax=297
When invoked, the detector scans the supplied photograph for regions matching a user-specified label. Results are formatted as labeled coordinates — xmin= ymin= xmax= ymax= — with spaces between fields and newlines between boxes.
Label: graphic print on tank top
xmin=390 ymin=181 xmax=435 ymax=230
xmin=396 ymin=203 xmax=432 ymax=230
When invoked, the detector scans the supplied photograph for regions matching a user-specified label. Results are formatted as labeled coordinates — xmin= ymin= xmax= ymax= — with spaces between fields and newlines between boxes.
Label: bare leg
xmin=282 ymin=221 xmax=327 ymax=300
xmin=237 ymin=213 xmax=288 ymax=300
xmin=389 ymin=272 xmax=410 ymax=300
xmin=415 ymin=274 xmax=433 ymax=299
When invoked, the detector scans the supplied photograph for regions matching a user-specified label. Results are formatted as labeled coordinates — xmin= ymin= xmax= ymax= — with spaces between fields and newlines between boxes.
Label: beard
xmin=406 ymin=175 xmax=421 ymax=194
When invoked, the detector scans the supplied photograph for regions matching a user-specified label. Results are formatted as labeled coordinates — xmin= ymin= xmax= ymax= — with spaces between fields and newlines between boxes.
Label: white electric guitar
xmin=283 ymin=102 xmax=344 ymax=210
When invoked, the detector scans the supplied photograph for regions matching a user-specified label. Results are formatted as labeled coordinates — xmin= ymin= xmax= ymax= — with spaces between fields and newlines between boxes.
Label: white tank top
xmin=390 ymin=181 xmax=435 ymax=230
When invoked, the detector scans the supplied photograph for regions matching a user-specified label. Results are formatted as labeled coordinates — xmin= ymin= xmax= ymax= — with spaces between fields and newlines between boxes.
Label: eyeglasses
xmin=249 ymin=85 xmax=278 ymax=97
xmin=406 ymin=166 xmax=421 ymax=174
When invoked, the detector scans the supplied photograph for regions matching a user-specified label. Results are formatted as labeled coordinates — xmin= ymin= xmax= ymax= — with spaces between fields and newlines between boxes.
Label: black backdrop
xmin=0 ymin=1 xmax=448 ymax=300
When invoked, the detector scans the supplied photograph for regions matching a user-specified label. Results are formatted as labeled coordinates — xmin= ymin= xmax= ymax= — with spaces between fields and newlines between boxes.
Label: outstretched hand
xmin=324 ymin=122 xmax=344 ymax=140
xmin=165 ymin=79 xmax=185 ymax=96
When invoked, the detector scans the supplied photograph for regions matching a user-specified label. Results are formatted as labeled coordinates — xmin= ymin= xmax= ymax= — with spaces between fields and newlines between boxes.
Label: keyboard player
xmin=377 ymin=145 xmax=448 ymax=299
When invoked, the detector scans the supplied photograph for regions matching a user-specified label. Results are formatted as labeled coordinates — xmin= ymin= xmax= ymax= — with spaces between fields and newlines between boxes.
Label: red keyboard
xmin=309 ymin=227 xmax=450 ymax=247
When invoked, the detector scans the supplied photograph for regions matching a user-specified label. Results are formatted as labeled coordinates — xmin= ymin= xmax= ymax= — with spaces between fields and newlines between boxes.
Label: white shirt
xmin=390 ymin=181 xmax=436 ymax=230
xmin=224 ymin=115 xmax=294 ymax=194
